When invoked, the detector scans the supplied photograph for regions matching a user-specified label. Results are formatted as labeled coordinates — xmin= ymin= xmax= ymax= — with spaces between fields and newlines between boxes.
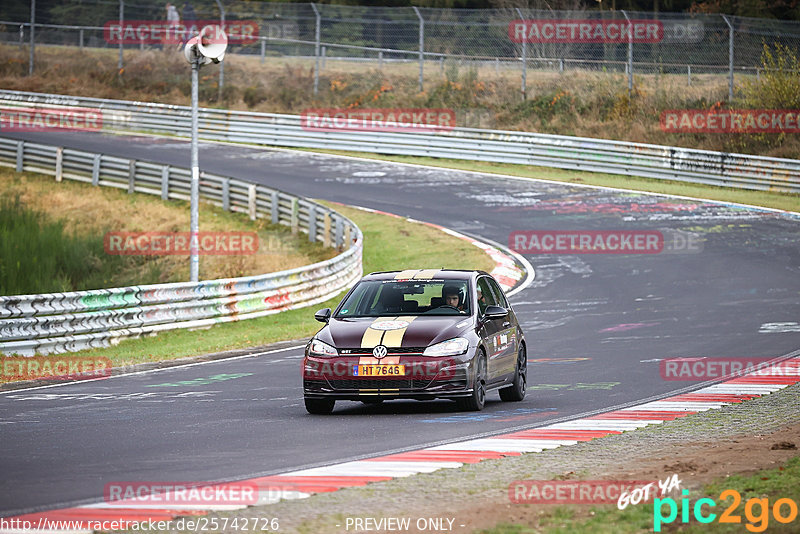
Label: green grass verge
xmin=33 ymin=202 xmax=494 ymax=369
xmin=0 ymin=195 xmax=130 ymax=295
xmin=0 ymin=166 xmax=336 ymax=293
xmin=295 ymin=149 xmax=800 ymax=214
xmin=480 ymin=456 xmax=800 ymax=533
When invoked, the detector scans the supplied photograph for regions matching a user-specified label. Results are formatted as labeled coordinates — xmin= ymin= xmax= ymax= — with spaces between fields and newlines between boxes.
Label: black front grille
xmin=338 ymin=347 xmax=426 ymax=355
xmin=328 ymin=379 xmax=432 ymax=390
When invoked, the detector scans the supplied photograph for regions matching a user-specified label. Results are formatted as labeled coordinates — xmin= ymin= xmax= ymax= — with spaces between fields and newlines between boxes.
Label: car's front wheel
xmin=305 ymin=397 xmax=335 ymax=414
xmin=500 ymin=344 xmax=526 ymax=402
xmin=457 ymin=351 xmax=486 ymax=411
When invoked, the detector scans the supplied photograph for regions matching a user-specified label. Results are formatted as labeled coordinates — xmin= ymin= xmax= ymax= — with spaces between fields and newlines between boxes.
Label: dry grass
xmin=0 ymin=166 xmax=336 ymax=286
xmin=1 ymin=43 xmax=798 ymax=158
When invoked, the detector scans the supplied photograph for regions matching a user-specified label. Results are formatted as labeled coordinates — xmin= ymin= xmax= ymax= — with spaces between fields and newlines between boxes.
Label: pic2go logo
xmin=654 ymin=489 xmax=799 ymax=532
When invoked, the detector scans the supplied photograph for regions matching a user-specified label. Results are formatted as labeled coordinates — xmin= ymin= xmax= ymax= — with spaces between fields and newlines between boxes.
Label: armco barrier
xmin=0 ymin=89 xmax=798 ymax=193
xmin=0 ymin=137 xmax=363 ymax=356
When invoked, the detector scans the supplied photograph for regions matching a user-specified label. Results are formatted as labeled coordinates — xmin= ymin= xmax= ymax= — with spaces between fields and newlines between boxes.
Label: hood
xmin=318 ymin=316 xmax=471 ymax=349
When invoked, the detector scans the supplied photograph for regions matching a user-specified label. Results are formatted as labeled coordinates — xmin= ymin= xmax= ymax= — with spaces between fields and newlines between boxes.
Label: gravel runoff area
xmin=154 ymin=381 xmax=800 ymax=534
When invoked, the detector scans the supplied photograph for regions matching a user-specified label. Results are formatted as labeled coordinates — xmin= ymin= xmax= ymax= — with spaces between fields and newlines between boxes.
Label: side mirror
xmin=484 ymin=305 xmax=508 ymax=319
xmin=314 ymin=308 xmax=332 ymax=323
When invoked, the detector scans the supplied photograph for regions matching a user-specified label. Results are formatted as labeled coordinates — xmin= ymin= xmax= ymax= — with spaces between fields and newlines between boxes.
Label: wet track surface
xmin=1 ymin=131 xmax=798 ymax=515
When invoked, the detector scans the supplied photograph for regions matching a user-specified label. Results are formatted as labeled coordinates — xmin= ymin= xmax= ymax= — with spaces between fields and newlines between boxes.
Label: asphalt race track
xmin=1 ymin=131 xmax=798 ymax=516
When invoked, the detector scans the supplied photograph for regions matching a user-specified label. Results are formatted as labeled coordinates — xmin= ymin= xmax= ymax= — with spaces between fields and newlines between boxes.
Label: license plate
xmin=353 ymin=365 xmax=406 ymax=377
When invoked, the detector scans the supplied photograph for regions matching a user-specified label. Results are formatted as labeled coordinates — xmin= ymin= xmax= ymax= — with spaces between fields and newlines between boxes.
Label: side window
xmin=476 ymin=277 xmax=498 ymax=314
xmin=486 ymin=277 xmax=509 ymax=308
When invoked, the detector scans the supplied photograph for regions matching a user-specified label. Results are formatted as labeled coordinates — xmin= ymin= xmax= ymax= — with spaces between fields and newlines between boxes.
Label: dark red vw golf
xmin=302 ymin=269 xmax=527 ymax=414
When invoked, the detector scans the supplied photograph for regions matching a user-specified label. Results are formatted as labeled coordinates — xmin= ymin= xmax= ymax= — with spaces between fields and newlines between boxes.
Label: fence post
xmin=214 ymin=0 xmax=225 ymax=101
xmin=413 ymin=7 xmax=424 ymax=92
xmin=92 ymin=154 xmax=101 ymax=186
xmin=516 ymin=8 xmax=527 ymax=100
xmin=721 ymin=14 xmax=734 ymax=102
xmin=28 ymin=0 xmax=35 ymax=76
xmin=271 ymin=191 xmax=279 ymax=224
xmin=160 ymin=166 xmax=169 ymax=200
xmin=260 ymin=37 xmax=265 ymax=63
xmin=321 ymin=45 xmax=326 ymax=69
xmin=323 ymin=212 xmax=331 ymax=247
xmin=79 ymin=28 xmax=84 ymax=50
xmin=291 ymin=198 xmax=298 ymax=235
xmin=687 ymin=64 xmax=691 ymax=86
xmin=311 ymin=3 xmax=321 ymax=95
xmin=308 ymin=205 xmax=317 ymax=243
xmin=19 ymin=24 xmax=23 ymax=50
xmin=335 ymin=217 xmax=343 ymax=248
xmin=378 ymin=50 xmax=383 ymax=69
xmin=16 ymin=141 xmax=23 ymax=172
xmin=127 ymin=160 xmax=136 ymax=194
xmin=221 ymin=178 xmax=229 ymax=210
xmin=55 ymin=147 xmax=63 ymax=182
xmin=248 ymin=184 xmax=257 ymax=220
xmin=118 ymin=0 xmax=124 ymax=72
xmin=622 ymin=10 xmax=633 ymax=96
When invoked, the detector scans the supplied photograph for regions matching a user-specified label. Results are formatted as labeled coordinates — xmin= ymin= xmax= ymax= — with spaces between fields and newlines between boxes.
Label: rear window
xmin=336 ymin=279 xmax=471 ymax=317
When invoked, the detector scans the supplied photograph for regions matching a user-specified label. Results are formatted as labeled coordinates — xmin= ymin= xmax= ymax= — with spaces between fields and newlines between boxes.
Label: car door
xmin=485 ymin=276 xmax=518 ymax=381
xmin=476 ymin=276 xmax=506 ymax=385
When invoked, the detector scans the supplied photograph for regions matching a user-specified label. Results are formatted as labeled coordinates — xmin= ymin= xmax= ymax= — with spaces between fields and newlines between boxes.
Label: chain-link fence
xmin=2 ymin=1 xmax=799 ymax=100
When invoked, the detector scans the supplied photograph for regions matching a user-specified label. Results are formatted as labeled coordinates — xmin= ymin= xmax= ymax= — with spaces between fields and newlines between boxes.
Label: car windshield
xmin=336 ymin=279 xmax=471 ymax=318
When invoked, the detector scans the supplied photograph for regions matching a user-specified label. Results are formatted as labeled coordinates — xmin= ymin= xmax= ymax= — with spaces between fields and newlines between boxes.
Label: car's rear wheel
xmin=457 ymin=351 xmax=486 ymax=411
xmin=500 ymin=344 xmax=526 ymax=402
xmin=305 ymin=397 xmax=335 ymax=414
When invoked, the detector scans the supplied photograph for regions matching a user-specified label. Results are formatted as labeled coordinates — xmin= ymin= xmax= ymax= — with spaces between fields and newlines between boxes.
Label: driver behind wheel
xmin=442 ymin=284 xmax=465 ymax=311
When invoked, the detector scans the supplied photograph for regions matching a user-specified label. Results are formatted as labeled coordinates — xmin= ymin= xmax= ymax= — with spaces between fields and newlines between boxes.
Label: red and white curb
xmin=330 ymin=203 xmax=532 ymax=296
xmin=3 ymin=358 xmax=798 ymax=533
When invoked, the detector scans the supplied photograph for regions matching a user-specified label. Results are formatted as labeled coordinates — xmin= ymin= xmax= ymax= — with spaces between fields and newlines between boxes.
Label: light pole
xmin=184 ymin=25 xmax=227 ymax=282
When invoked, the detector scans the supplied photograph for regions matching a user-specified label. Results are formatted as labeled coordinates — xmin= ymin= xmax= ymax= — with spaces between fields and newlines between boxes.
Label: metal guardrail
xmin=0 ymin=137 xmax=363 ymax=356
xmin=0 ymin=89 xmax=797 ymax=193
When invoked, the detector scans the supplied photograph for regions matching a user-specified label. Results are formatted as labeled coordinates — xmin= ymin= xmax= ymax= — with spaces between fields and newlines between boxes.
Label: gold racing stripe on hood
xmin=381 ymin=316 xmax=417 ymax=348
xmin=360 ymin=317 xmax=386 ymax=349
xmin=413 ymin=269 xmax=440 ymax=279
xmin=394 ymin=269 xmax=419 ymax=280
xmin=358 ymin=316 xmax=415 ymax=365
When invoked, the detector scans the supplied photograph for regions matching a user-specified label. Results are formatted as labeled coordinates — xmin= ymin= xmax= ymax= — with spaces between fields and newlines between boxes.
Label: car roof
xmin=362 ymin=269 xmax=488 ymax=282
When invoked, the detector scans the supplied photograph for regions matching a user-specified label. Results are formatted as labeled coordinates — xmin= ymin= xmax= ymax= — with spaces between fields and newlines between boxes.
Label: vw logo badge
xmin=372 ymin=345 xmax=388 ymax=359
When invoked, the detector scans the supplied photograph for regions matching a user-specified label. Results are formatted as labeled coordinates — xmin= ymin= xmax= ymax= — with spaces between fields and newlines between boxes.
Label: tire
xmin=457 ymin=352 xmax=486 ymax=411
xmin=500 ymin=344 xmax=526 ymax=402
xmin=305 ymin=397 xmax=335 ymax=414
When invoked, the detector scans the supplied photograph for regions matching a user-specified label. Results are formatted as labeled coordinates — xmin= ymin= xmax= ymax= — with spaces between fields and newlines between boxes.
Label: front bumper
xmin=303 ymin=353 xmax=474 ymax=401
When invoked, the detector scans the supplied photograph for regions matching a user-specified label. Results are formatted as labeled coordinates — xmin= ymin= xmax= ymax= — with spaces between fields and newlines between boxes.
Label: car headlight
xmin=308 ymin=339 xmax=337 ymax=358
xmin=423 ymin=337 xmax=469 ymax=357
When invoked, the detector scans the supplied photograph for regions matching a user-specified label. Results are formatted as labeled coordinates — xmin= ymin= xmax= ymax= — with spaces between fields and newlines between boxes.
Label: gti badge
xmin=372 ymin=345 xmax=388 ymax=360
